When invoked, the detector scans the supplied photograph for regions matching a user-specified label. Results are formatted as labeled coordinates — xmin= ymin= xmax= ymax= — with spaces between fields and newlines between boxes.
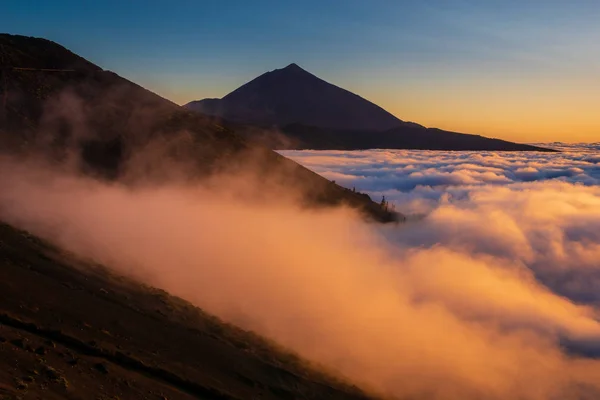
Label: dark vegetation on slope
xmin=0 ymin=33 xmax=399 ymax=222
xmin=186 ymin=64 xmax=554 ymax=152
xmin=0 ymin=222 xmax=379 ymax=400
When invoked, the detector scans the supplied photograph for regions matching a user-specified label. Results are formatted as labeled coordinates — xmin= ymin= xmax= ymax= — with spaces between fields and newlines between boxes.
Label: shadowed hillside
xmin=0 ymin=34 xmax=399 ymax=222
xmin=185 ymin=64 xmax=553 ymax=152
xmin=0 ymin=222 xmax=379 ymax=399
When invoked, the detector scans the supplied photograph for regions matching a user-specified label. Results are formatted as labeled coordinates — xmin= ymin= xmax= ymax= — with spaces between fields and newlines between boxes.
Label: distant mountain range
xmin=186 ymin=64 xmax=553 ymax=152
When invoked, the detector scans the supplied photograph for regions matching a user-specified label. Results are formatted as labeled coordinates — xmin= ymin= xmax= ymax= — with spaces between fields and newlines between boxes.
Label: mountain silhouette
xmin=186 ymin=64 xmax=553 ymax=152
xmin=187 ymin=63 xmax=403 ymax=130
xmin=0 ymin=34 xmax=398 ymax=222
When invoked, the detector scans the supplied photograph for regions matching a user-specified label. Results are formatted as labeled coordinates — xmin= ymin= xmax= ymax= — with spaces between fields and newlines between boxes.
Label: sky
xmin=2 ymin=0 xmax=599 ymax=142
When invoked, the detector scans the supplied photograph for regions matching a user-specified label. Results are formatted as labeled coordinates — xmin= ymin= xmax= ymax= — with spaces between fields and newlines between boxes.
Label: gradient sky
xmin=2 ymin=0 xmax=599 ymax=142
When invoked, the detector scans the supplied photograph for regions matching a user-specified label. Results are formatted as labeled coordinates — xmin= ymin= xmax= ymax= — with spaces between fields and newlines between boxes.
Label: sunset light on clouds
xmin=3 ymin=145 xmax=600 ymax=398
xmin=2 ymin=2 xmax=600 ymax=399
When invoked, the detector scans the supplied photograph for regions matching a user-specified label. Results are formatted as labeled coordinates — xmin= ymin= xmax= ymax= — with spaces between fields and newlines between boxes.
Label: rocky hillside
xmin=0 ymin=222 xmax=378 ymax=400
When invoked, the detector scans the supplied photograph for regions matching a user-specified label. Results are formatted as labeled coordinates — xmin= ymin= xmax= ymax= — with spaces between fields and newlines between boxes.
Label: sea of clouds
xmin=2 ymin=143 xmax=600 ymax=399
xmin=281 ymin=145 xmax=600 ymax=308
xmin=281 ymin=143 xmax=600 ymax=215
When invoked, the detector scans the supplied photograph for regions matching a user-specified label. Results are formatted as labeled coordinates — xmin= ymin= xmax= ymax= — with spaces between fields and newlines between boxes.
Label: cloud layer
xmin=2 ymin=145 xmax=600 ymax=399
xmin=282 ymin=145 xmax=600 ymax=305
xmin=281 ymin=144 xmax=600 ymax=215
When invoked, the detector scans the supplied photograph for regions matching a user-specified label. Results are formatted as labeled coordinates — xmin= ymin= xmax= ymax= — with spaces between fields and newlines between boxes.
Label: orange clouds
xmin=3 ymin=156 xmax=600 ymax=399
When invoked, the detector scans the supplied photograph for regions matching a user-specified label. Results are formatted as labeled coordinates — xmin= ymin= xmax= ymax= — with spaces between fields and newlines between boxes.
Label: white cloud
xmin=280 ymin=145 xmax=600 ymax=214
xmin=282 ymin=145 xmax=600 ymax=309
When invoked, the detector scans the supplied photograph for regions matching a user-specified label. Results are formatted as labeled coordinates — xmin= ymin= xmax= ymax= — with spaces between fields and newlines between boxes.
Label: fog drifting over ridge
xmin=2 ymin=144 xmax=600 ymax=399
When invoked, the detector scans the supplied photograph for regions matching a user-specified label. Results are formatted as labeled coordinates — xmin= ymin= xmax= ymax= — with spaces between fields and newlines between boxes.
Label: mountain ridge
xmin=187 ymin=63 xmax=406 ymax=131
xmin=0 ymin=33 xmax=399 ymax=223
xmin=185 ymin=64 xmax=554 ymax=152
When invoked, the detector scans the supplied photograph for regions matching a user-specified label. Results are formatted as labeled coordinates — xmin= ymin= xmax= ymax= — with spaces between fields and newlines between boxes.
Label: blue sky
xmin=2 ymin=0 xmax=599 ymax=141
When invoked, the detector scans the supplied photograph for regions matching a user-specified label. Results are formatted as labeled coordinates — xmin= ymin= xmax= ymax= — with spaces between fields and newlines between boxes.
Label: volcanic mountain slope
xmin=187 ymin=63 xmax=401 ymax=131
xmin=185 ymin=64 xmax=552 ymax=152
xmin=0 ymin=34 xmax=398 ymax=222
xmin=0 ymin=221 xmax=378 ymax=400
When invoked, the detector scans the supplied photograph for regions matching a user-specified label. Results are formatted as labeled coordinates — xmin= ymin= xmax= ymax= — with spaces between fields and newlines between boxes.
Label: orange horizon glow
xmin=340 ymin=73 xmax=600 ymax=144
xmin=164 ymin=72 xmax=599 ymax=144
xmin=384 ymin=95 xmax=600 ymax=144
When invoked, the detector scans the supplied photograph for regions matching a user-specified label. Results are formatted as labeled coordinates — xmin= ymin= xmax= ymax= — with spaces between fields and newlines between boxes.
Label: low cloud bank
xmin=2 ymin=146 xmax=600 ymax=399
xmin=281 ymin=145 xmax=600 ymax=215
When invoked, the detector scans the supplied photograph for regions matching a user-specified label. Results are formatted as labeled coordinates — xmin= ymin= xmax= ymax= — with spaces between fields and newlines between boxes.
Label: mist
xmin=2 ymin=150 xmax=600 ymax=399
